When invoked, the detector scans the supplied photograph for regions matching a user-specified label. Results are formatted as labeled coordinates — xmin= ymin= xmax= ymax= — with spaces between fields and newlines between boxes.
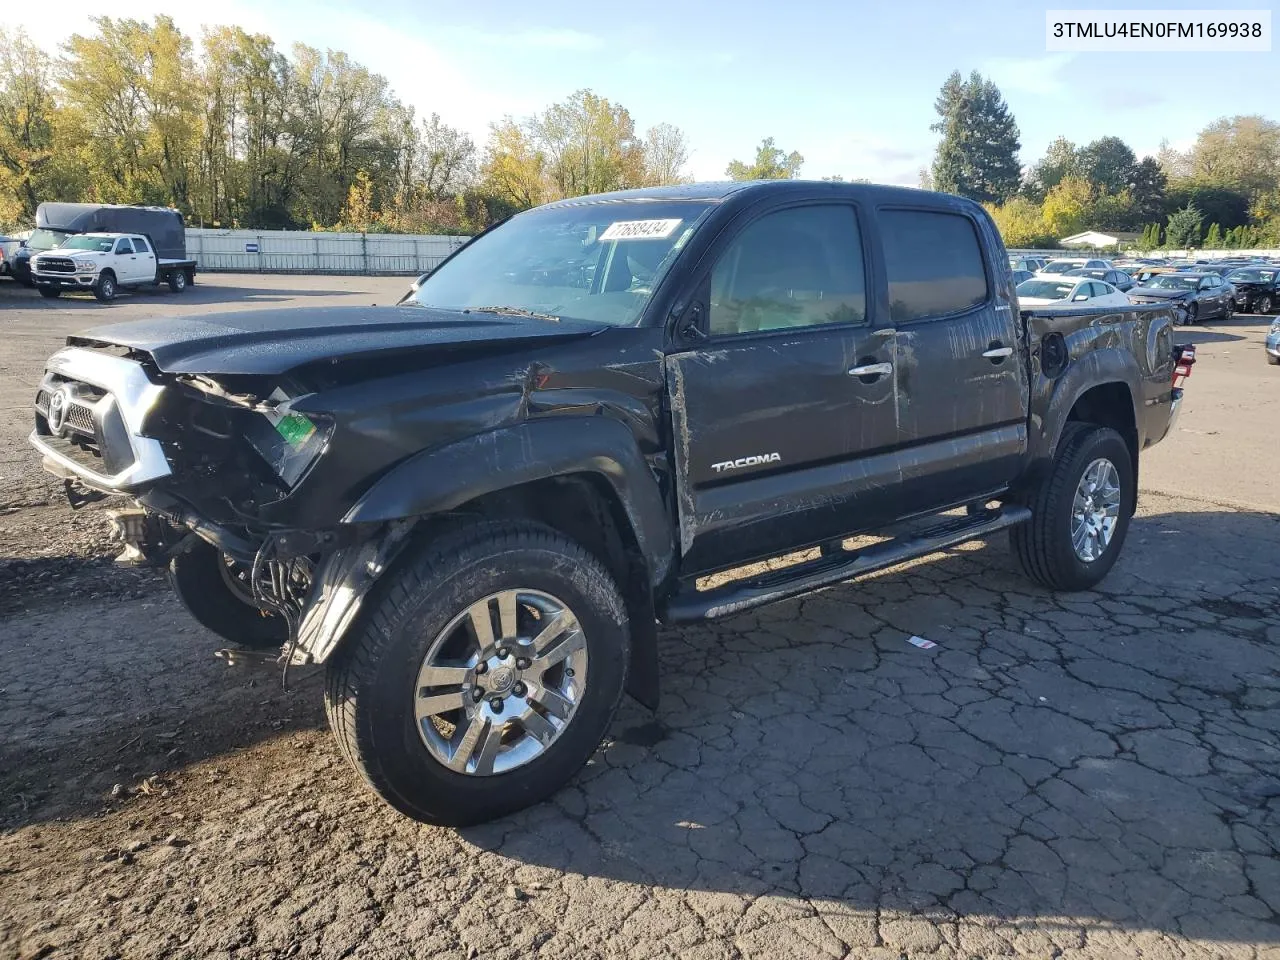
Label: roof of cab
xmin=540 ymin=179 xmax=959 ymax=208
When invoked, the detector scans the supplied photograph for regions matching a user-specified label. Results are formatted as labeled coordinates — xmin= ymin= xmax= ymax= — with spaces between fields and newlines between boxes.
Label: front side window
xmin=412 ymin=200 xmax=712 ymax=327
xmin=709 ymin=205 xmax=867 ymax=336
xmin=115 ymin=238 xmax=134 ymax=255
xmin=882 ymin=209 xmax=988 ymax=321
xmin=133 ymin=237 xmax=150 ymax=253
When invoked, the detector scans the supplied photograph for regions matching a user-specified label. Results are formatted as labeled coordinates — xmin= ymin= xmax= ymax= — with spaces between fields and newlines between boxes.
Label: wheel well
xmin=1065 ymin=381 xmax=1138 ymax=479
xmin=450 ymin=473 xmax=660 ymax=707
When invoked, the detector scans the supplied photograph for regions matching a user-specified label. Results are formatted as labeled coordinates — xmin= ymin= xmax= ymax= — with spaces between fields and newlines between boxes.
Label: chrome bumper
xmin=29 ymin=347 xmax=172 ymax=493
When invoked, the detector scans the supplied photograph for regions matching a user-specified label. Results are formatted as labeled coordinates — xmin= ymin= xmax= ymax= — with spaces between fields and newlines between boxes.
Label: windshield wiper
xmin=464 ymin=305 xmax=561 ymax=322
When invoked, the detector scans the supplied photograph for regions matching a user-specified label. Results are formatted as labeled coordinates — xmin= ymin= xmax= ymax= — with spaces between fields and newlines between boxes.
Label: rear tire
xmin=1258 ymin=295 xmax=1274 ymax=315
xmin=1010 ymin=423 xmax=1135 ymax=591
xmin=1268 ymin=354 xmax=1280 ymax=366
xmin=168 ymin=540 xmax=286 ymax=649
xmin=93 ymin=271 xmax=117 ymax=302
xmin=167 ymin=269 xmax=187 ymax=293
xmin=324 ymin=520 xmax=629 ymax=826
xmin=38 ymin=287 xmax=61 ymax=299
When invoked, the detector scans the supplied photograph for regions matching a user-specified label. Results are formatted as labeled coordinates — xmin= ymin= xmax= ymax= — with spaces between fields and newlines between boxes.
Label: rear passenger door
xmin=666 ymin=201 xmax=899 ymax=572
xmin=877 ymin=207 xmax=1029 ymax=513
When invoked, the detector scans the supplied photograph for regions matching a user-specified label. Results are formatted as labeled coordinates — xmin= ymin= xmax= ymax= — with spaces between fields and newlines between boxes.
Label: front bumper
xmin=33 ymin=273 xmax=99 ymax=290
xmin=30 ymin=347 xmax=172 ymax=493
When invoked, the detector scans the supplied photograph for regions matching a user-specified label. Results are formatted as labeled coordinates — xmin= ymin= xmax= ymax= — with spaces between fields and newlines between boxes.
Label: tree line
xmin=928 ymin=70 xmax=1280 ymax=249
xmin=0 ymin=19 xmax=705 ymax=234
xmin=4 ymin=19 xmax=1278 ymax=248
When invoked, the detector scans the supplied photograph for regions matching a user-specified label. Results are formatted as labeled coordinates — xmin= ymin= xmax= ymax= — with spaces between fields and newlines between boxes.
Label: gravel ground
xmin=2 ymin=276 xmax=1279 ymax=959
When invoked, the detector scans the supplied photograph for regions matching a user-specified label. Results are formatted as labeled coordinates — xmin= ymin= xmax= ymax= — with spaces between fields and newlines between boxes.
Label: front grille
xmin=36 ymin=257 xmax=76 ymax=274
xmin=67 ymin=405 xmax=95 ymax=433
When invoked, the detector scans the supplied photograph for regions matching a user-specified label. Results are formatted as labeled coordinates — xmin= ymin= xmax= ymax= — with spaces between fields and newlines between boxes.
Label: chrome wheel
xmin=414 ymin=589 xmax=588 ymax=776
xmin=1071 ymin=458 xmax=1121 ymax=563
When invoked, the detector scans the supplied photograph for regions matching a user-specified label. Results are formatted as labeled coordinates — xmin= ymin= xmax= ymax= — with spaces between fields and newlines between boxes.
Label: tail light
xmin=1172 ymin=343 xmax=1196 ymax=388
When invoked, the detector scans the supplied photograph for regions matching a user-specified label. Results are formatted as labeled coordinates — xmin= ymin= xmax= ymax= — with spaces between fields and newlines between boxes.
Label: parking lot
xmin=2 ymin=274 xmax=1279 ymax=960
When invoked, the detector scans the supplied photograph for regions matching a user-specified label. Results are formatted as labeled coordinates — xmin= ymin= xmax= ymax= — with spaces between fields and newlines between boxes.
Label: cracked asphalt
xmin=2 ymin=277 xmax=1279 ymax=959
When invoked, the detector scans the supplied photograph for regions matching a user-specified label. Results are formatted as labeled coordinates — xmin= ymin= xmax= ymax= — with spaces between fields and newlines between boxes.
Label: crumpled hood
xmin=69 ymin=305 xmax=602 ymax=375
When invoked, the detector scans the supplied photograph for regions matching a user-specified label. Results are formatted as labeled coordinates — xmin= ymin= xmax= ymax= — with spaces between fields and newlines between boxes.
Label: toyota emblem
xmin=47 ymin=387 xmax=70 ymax=434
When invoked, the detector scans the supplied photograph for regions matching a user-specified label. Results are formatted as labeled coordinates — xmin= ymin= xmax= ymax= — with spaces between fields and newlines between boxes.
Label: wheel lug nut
xmin=497 ymin=647 xmax=510 ymax=659
xmin=489 ymin=697 xmax=504 ymax=712
xmin=565 ymin=668 xmax=575 ymax=678
xmin=516 ymin=658 xmax=531 ymax=670
xmin=474 ymin=662 xmax=487 ymax=675
xmin=472 ymin=688 xmax=485 ymax=702
xmin=512 ymin=682 xmax=526 ymax=697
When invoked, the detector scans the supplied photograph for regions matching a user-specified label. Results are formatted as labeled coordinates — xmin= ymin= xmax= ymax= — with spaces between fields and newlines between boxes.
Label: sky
xmin=8 ymin=0 xmax=1279 ymax=185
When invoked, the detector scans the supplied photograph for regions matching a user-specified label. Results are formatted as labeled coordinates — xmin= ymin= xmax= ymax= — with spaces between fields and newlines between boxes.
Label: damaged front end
xmin=30 ymin=344 xmax=409 ymax=667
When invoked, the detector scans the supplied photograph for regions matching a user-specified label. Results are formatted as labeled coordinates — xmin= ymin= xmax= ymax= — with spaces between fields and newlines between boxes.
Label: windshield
xmin=412 ymin=200 xmax=714 ymax=326
xmin=1149 ymin=276 xmax=1200 ymax=291
xmin=61 ymin=236 xmax=114 ymax=252
xmin=1228 ymin=269 xmax=1275 ymax=283
xmin=1017 ymin=279 xmax=1075 ymax=299
xmin=28 ymin=229 xmax=69 ymax=252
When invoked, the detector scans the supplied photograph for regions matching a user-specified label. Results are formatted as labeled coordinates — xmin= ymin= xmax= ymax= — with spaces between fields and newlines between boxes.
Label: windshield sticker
xmin=598 ymin=219 xmax=682 ymax=242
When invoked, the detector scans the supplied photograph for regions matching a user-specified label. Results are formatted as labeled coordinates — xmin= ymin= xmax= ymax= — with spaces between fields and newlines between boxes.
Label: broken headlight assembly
xmin=244 ymin=390 xmax=335 ymax=488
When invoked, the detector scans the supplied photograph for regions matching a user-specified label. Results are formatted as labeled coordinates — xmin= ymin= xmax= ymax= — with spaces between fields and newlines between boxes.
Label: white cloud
xmin=980 ymin=52 xmax=1076 ymax=97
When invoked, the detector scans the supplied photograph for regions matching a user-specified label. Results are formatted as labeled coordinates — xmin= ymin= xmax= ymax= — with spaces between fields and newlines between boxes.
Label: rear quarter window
xmin=881 ymin=210 xmax=989 ymax=322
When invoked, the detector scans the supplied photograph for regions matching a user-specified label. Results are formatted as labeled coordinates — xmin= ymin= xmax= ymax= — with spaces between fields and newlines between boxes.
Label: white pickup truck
xmin=31 ymin=232 xmax=197 ymax=302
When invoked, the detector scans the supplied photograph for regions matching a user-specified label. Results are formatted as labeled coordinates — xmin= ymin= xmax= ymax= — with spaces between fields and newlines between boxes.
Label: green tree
xmin=1022 ymin=137 xmax=1078 ymax=202
xmin=726 ymin=137 xmax=803 ymax=180
xmin=1128 ymin=157 xmax=1167 ymax=223
xmin=0 ymin=28 xmax=77 ymax=224
xmin=531 ymin=89 xmax=645 ymax=197
xmin=1184 ymin=115 xmax=1280 ymax=196
xmin=930 ymin=70 xmax=1021 ymax=203
xmin=1078 ymin=136 xmax=1136 ymax=195
xmin=1163 ymin=184 xmax=1250 ymax=231
xmin=1204 ymin=222 xmax=1223 ymax=248
xmin=1165 ymin=203 xmax=1203 ymax=248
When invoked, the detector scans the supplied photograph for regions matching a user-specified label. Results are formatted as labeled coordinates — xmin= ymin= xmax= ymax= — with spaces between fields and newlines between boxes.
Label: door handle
xmin=982 ymin=346 xmax=1014 ymax=359
xmin=847 ymin=361 xmax=893 ymax=379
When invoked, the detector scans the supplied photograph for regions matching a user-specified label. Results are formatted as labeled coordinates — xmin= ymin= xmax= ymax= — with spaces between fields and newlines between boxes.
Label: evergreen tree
xmin=1128 ymin=157 xmax=1167 ymax=223
xmin=1204 ymin=222 xmax=1223 ymax=248
xmin=930 ymin=70 xmax=1022 ymax=204
xmin=1165 ymin=203 xmax=1203 ymax=248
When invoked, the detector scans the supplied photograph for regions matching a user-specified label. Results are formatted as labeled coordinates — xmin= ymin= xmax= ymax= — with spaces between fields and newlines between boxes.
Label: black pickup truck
xmin=29 ymin=181 xmax=1194 ymax=825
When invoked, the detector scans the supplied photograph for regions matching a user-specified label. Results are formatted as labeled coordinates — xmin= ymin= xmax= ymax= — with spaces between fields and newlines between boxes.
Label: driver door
xmin=665 ymin=200 xmax=900 ymax=573
xmin=113 ymin=237 xmax=140 ymax=283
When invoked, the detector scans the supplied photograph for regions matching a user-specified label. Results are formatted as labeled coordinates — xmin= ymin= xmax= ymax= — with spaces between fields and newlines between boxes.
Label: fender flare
xmin=342 ymin=417 xmax=674 ymax=583
xmin=1033 ymin=347 xmax=1142 ymax=463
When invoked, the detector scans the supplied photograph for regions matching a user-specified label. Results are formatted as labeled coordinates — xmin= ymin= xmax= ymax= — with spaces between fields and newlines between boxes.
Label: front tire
xmin=94 ymin=271 xmax=117 ymax=302
xmin=325 ymin=521 xmax=629 ymax=826
xmin=38 ymin=287 xmax=61 ymax=299
xmin=168 ymin=540 xmax=286 ymax=648
xmin=1258 ymin=295 xmax=1274 ymax=315
xmin=1011 ymin=423 xmax=1135 ymax=591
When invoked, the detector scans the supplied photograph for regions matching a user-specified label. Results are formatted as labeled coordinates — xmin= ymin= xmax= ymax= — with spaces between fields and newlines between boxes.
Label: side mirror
xmin=1073 ymin=293 xmax=1089 ymax=302
xmin=18 ymin=240 xmax=27 ymax=248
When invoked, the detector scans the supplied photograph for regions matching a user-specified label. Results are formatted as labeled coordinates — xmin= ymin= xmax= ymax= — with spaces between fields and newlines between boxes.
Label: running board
xmin=663 ymin=505 xmax=1031 ymax=623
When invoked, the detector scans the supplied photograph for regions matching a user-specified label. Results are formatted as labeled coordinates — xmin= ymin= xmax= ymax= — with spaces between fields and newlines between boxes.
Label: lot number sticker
xmin=599 ymin=219 xmax=682 ymax=241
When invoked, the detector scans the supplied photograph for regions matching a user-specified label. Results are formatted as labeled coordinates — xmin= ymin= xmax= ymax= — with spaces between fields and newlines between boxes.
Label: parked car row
xmin=1009 ymin=253 xmax=1280 ymax=323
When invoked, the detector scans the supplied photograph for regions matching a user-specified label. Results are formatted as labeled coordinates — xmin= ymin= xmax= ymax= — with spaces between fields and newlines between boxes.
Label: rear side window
xmin=133 ymin=237 xmax=150 ymax=253
xmin=881 ymin=210 xmax=988 ymax=322
xmin=709 ymin=205 xmax=867 ymax=336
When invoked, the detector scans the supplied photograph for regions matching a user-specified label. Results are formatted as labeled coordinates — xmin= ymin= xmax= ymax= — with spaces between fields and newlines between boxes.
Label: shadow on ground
xmin=3 ymin=507 xmax=1279 ymax=948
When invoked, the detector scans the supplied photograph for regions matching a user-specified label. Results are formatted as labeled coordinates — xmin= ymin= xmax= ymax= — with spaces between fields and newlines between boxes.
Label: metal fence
xmin=186 ymin=229 xmax=470 ymax=275
xmin=1009 ymin=247 xmax=1280 ymax=259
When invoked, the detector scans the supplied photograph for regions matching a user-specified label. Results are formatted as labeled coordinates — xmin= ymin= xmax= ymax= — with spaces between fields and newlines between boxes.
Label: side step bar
xmin=663 ymin=505 xmax=1031 ymax=623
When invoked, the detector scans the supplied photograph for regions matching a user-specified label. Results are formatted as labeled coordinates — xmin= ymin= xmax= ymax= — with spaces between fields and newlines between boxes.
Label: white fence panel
xmin=186 ymin=229 xmax=469 ymax=274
